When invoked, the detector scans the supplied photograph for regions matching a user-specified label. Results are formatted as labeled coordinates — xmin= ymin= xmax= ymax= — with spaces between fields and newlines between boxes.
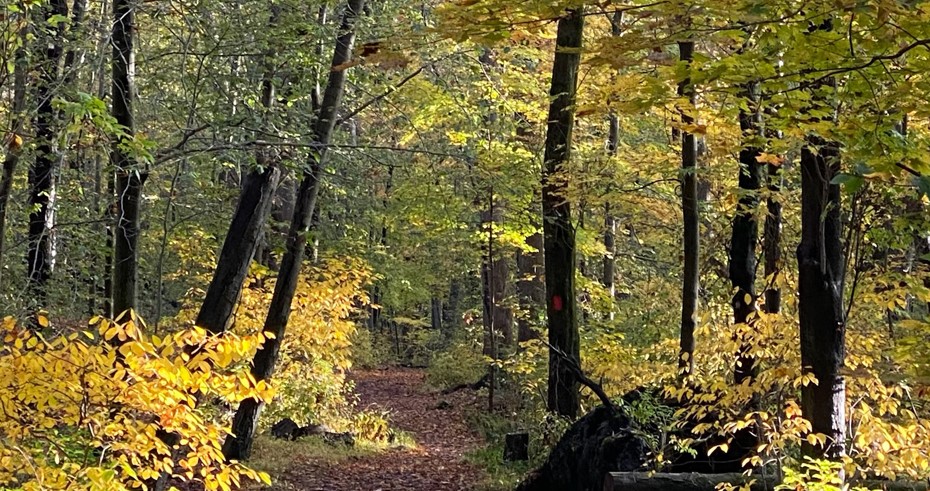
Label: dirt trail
xmin=271 ymin=368 xmax=486 ymax=490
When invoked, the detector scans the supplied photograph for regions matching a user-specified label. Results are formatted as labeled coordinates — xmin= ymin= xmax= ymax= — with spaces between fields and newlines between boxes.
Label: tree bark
xmin=798 ymin=135 xmax=846 ymax=461
xmin=677 ymin=40 xmax=699 ymax=376
xmin=110 ymin=0 xmax=142 ymax=319
xmin=542 ymin=8 xmax=583 ymax=418
xmin=730 ymin=83 xmax=762 ymax=384
xmin=196 ymin=166 xmax=281 ymax=333
xmin=27 ymin=0 xmax=69 ymax=302
xmin=222 ymin=0 xmax=365 ymax=461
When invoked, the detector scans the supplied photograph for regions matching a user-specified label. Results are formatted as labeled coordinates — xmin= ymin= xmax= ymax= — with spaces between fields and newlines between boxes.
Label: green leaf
xmin=830 ymin=173 xmax=864 ymax=194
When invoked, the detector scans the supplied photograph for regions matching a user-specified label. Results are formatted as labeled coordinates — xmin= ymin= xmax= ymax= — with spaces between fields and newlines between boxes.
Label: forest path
xmin=271 ymin=367 xmax=487 ymax=490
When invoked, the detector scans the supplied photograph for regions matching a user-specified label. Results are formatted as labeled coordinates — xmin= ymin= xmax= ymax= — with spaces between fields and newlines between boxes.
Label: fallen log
xmin=440 ymin=373 xmax=490 ymax=395
xmin=602 ymin=472 xmax=930 ymax=491
xmin=602 ymin=472 xmax=773 ymax=491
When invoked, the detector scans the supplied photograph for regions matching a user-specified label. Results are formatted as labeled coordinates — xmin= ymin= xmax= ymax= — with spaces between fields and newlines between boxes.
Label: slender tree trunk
xmin=798 ymin=135 xmax=846 ymax=462
xmin=369 ymin=163 xmax=393 ymax=332
xmin=0 ymin=41 xmax=28 ymax=286
xmin=110 ymin=0 xmax=142 ymax=319
xmin=27 ymin=0 xmax=69 ymax=303
xmin=482 ymin=190 xmax=497 ymax=411
xmin=516 ymin=231 xmax=543 ymax=343
xmin=443 ymin=278 xmax=462 ymax=331
xmin=677 ymin=40 xmax=699 ymax=376
xmin=730 ymin=83 xmax=762 ymax=384
xmin=542 ymin=8 xmax=583 ymax=418
xmin=481 ymin=202 xmax=512 ymax=352
xmin=222 ymin=0 xmax=365 ymax=461
xmin=763 ymin=161 xmax=782 ymax=315
xmin=430 ymin=296 xmax=442 ymax=331
xmin=602 ymin=12 xmax=622 ymax=316
xmin=196 ymin=6 xmax=283 ymax=334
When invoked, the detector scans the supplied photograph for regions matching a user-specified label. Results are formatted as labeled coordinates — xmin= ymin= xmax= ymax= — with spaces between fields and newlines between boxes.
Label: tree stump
xmin=504 ymin=432 xmax=529 ymax=461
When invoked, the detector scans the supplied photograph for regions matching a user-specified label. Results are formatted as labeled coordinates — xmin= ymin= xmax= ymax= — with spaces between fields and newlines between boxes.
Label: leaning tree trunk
xmin=27 ymin=0 xmax=69 ymax=303
xmin=110 ymin=0 xmax=143 ymax=319
xmin=542 ymin=8 xmax=584 ymax=418
xmin=195 ymin=6 xmax=283 ymax=335
xmin=798 ymin=135 xmax=846 ymax=461
xmin=730 ymin=83 xmax=762 ymax=385
xmin=677 ymin=40 xmax=699 ymax=376
xmin=222 ymin=0 xmax=365 ymax=461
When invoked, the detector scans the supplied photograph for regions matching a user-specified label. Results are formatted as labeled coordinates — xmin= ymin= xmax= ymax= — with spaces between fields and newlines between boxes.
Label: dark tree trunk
xmin=196 ymin=166 xmax=281 ymax=333
xmin=196 ymin=6 xmax=282 ymax=334
xmin=110 ymin=0 xmax=141 ymax=319
xmin=516 ymin=232 xmax=543 ymax=343
xmin=542 ymin=8 xmax=583 ymax=418
xmin=481 ymin=192 xmax=498 ymax=411
xmin=27 ymin=0 xmax=69 ymax=302
xmin=442 ymin=278 xmax=462 ymax=331
xmin=763 ymin=161 xmax=782 ymax=315
xmin=0 ymin=40 xmax=28 ymax=286
xmin=677 ymin=40 xmax=699 ymax=376
xmin=798 ymin=136 xmax=846 ymax=461
xmin=730 ymin=83 xmax=762 ymax=385
xmin=222 ymin=0 xmax=365 ymax=461
xmin=430 ymin=296 xmax=442 ymax=331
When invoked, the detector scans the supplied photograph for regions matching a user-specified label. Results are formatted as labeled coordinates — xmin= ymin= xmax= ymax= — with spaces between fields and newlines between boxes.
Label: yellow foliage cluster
xmin=234 ymin=258 xmax=373 ymax=427
xmin=578 ymin=268 xmax=930 ymax=481
xmin=0 ymin=313 xmax=273 ymax=490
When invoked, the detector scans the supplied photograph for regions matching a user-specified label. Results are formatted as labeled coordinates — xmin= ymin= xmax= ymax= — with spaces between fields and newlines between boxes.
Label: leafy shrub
xmin=235 ymin=258 xmax=372 ymax=428
xmin=427 ymin=340 xmax=487 ymax=390
xmin=0 ymin=314 xmax=272 ymax=490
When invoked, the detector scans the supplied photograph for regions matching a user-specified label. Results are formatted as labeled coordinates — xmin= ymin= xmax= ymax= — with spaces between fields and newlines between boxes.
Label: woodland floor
xmin=267 ymin=368 xmax=488 ymax=490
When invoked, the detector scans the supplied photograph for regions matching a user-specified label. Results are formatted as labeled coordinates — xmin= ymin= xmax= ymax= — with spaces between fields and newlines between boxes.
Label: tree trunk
xmin=0 ymin=40 xmax=28 ymax=286
xmin=196 ymin=166 xmax=281 ymax=333
xmin=430 ymin=296 xmax=442 ymax=331
xmin=222 ymin=0 xmax=364 ymax=461
xmin=196 ymin=6 xmax=282 ymax=334
xmin=677 ymin=40 xmax=699 ymax=376
xmin=542 ymin=8 xmax=583 ymax=418
xmin=602 ymin=12 xmax=621 ymax=315
xmin=27 ymin=0 xmax=69 ymax=302
xmin=443 ymin=278 xmax=462 ymax=331
xmin=482 ymin=191 xmax=498 ymax=411
xmin=516 ymin=231 xmax=543 ymax=342
xmin=110 ymin=0 xmax=141 ymax=319
xmin=797 ymin=136 xmax=846 ymax=461
xmin=730 ymin=83 xmax=762 ymax=384
xmin=763 ymin=161 xmax=782 ymax=315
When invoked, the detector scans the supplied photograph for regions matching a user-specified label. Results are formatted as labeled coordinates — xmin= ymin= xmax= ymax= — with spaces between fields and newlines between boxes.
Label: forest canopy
xmin=0 ymin=0 xmax=929 ymax=490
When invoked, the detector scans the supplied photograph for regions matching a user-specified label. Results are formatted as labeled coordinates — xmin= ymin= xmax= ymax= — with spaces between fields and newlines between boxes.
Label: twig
xmin=336 ymin=67 xmax=424 ymax=125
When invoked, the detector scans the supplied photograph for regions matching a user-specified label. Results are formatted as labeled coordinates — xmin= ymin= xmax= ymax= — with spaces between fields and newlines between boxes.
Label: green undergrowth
xmin=425 ymin=339 xmax=486 ymax=390
xmin=248 ymin=429 xmax=418 ymax=482
xmin=464 ymin=408 xmax=569 ymax=491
